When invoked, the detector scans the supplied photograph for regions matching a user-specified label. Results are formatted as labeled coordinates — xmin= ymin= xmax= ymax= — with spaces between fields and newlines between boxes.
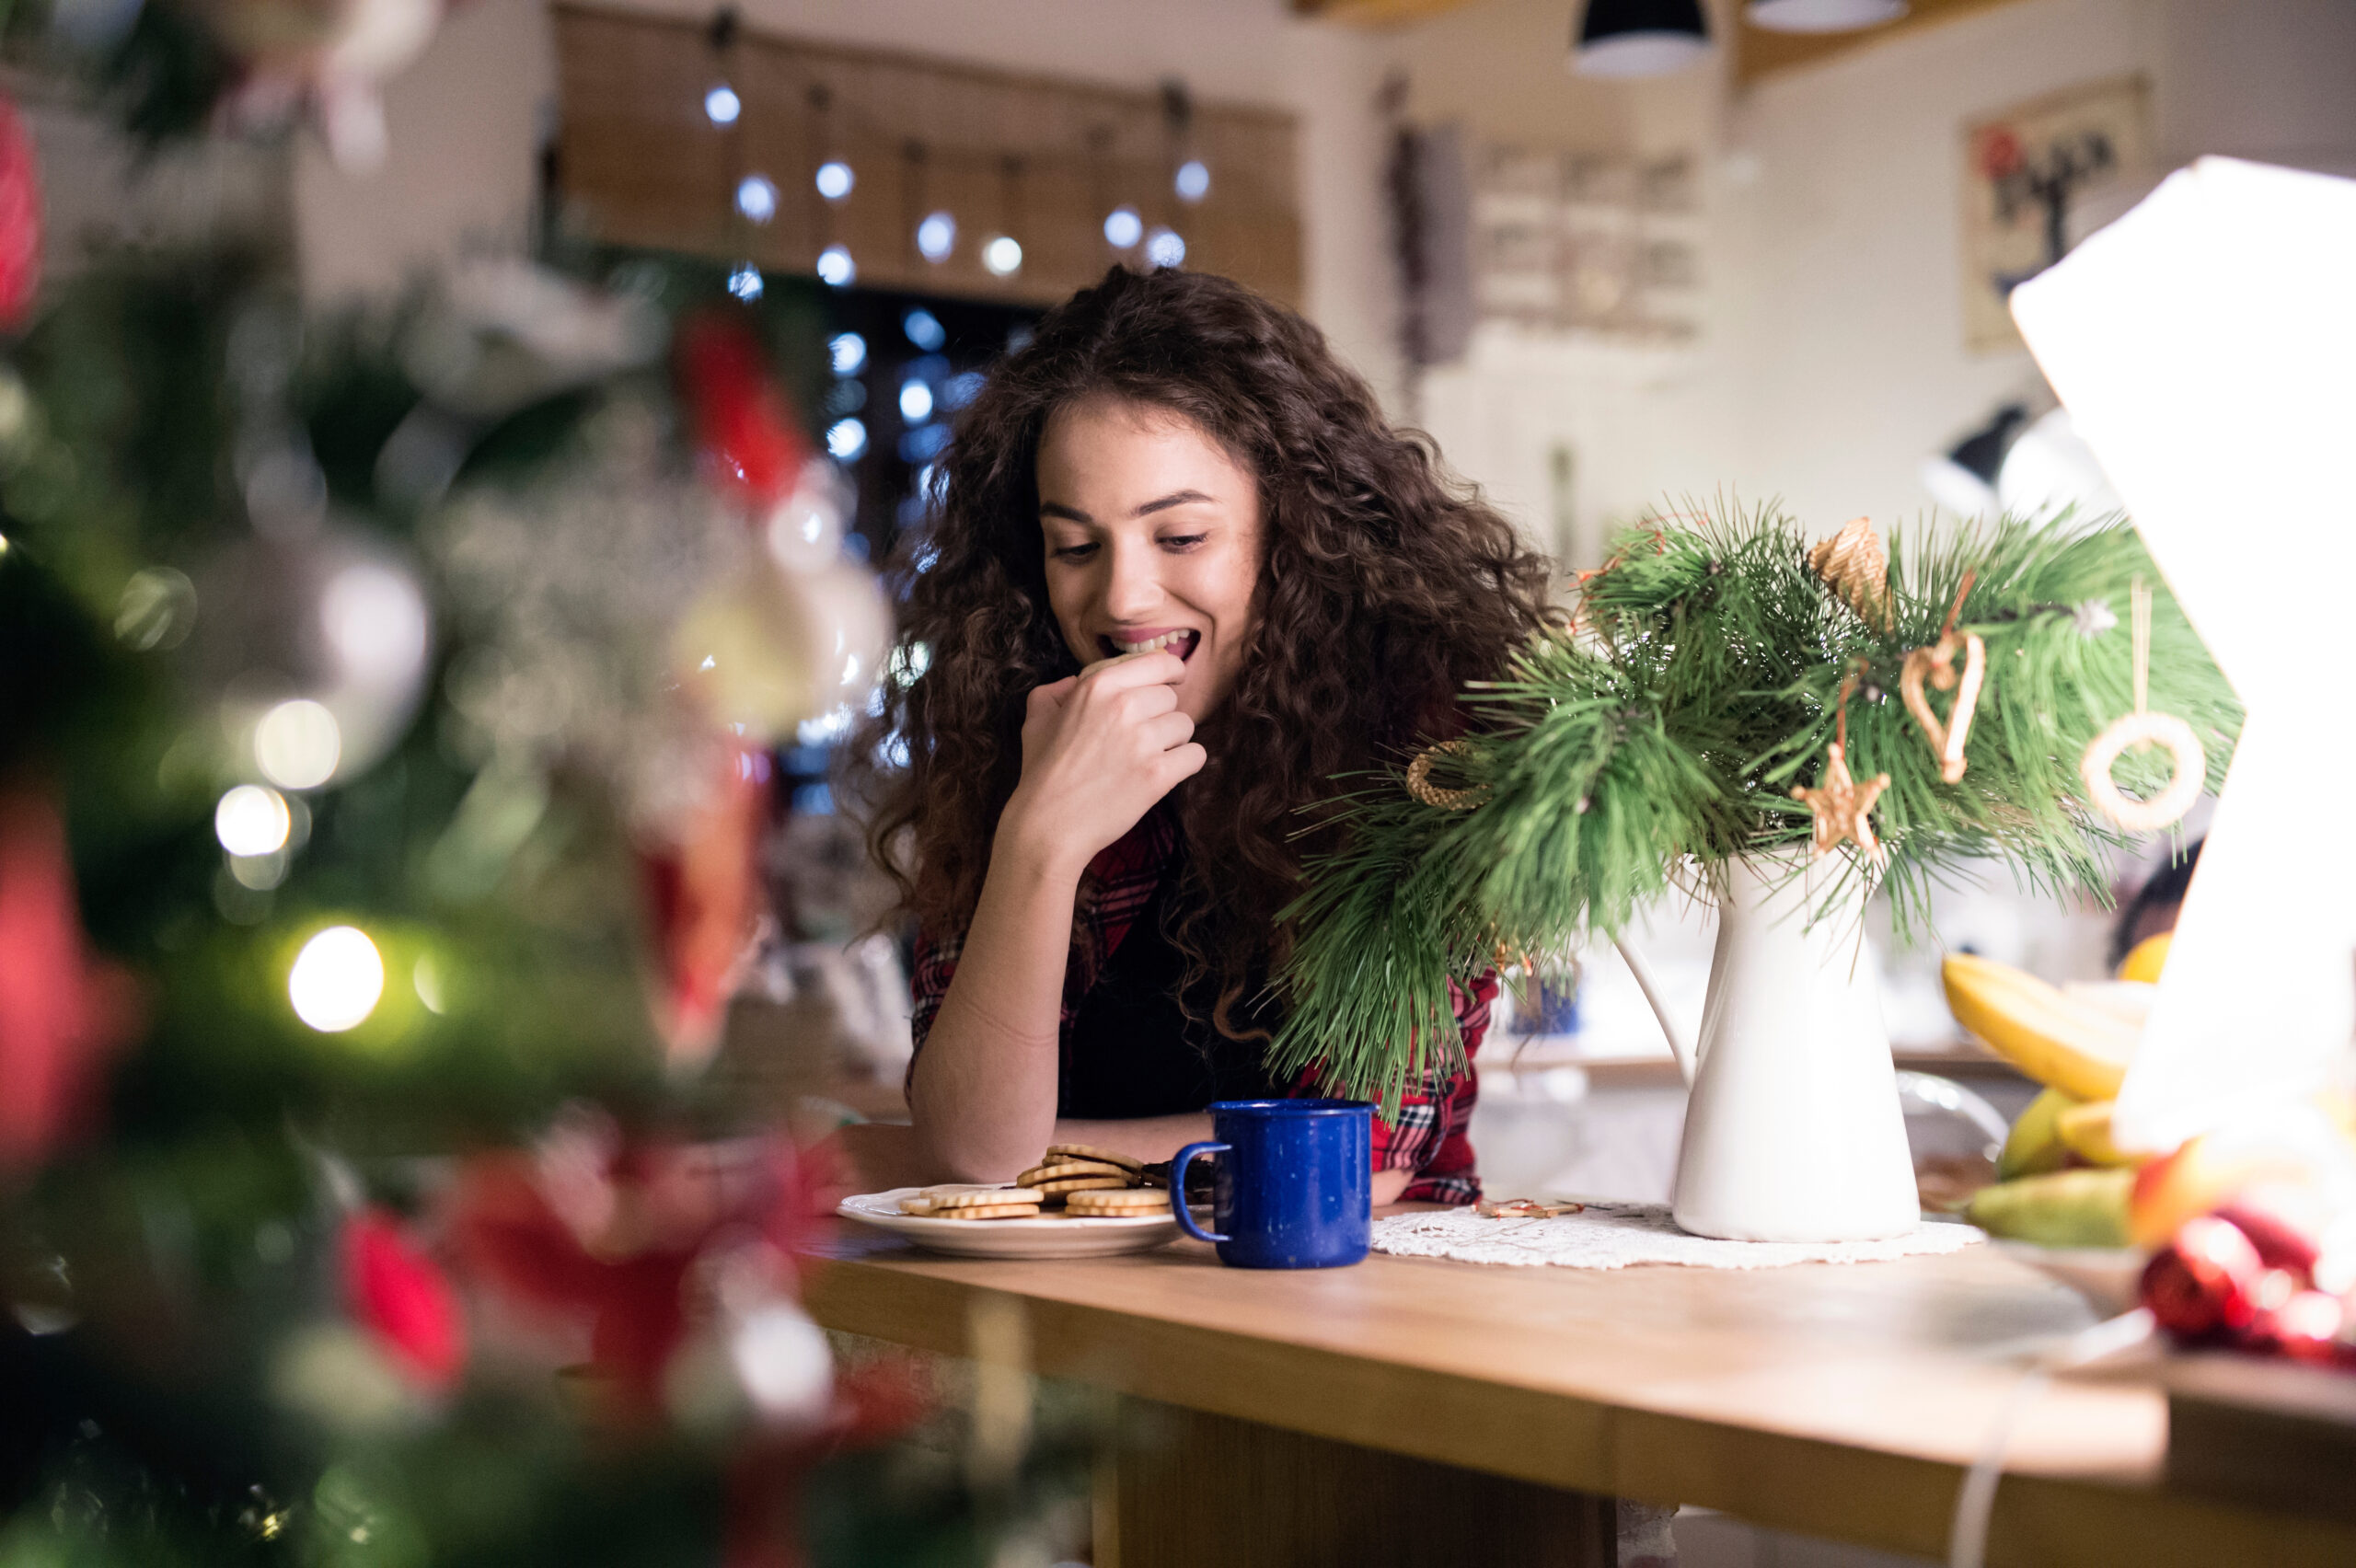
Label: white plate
xmin=1992 ymin=1239 xmax=2147 ymax=1316
xmin=837 ymin=1187 xmax=1186 ymax=1259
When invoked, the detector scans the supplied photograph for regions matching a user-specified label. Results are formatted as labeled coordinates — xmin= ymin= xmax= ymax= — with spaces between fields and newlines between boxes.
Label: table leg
xmin=1094 ymin=1397 xmax=1614 ymax=1568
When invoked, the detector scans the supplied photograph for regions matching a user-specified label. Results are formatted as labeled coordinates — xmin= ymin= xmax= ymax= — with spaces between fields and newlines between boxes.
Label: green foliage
xmin=1273 ymin=502 xmax=2242 ymax=1112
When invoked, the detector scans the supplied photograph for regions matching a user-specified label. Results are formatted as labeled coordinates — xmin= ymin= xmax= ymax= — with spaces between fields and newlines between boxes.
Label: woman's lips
xmin=1102 ymin=629 xmax=1200 ymax=662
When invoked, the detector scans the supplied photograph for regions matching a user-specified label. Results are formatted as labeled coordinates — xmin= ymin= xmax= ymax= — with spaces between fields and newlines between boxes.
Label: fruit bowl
xmin=1992 ymin=1239 xmax=2146 ymax=1316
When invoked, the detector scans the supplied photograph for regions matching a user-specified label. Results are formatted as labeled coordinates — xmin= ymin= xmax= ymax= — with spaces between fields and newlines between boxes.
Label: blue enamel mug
xmin=1170 ymin=1100 xmax=1373 ymax=1268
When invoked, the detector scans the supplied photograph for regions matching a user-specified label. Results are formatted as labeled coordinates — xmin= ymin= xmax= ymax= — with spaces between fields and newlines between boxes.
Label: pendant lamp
xmin=1747 ymin=0 xmax=1907 ymax=31
xmin=1571 ymin=0 xmax=1713 ymax=78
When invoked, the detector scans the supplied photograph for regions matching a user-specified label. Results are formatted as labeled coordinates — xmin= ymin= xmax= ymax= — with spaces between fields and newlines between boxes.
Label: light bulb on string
xmin=981 ymin=235 xmax=1022 ymax=276
xmin=1145 ymin=227 xmax=1186 ymax=269
xmin=704 ymin=85 xmax=741 ymax=126
xmin=1174 ymin=159 xmax=1210 ymax=202
xmin=1103 ymin=206 xmax=1143 ymax=249
xmin=902 ymin=308 xmax=945 ymax=352
xmin=916 ymin=211 xmax=956 ymax=263
xmin=814 ymin=161 xmax=853 ymax=201
xmin=815 ymin=246 xmax=855 ymax=287
xmin=735 ymin=175 xmax=779 ymax=224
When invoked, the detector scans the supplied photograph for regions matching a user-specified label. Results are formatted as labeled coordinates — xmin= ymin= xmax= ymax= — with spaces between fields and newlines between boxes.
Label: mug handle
xmin=1170 ymin=1141 xmax=1230 ymax=1244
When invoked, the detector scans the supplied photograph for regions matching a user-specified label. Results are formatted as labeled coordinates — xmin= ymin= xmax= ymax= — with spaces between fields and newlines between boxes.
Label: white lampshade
xmin=1746 ymin=0 xmax=1907 ymax=34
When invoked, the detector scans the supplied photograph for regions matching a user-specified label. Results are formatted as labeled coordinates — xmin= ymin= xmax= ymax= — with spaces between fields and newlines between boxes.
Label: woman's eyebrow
xmin=1134 ymin=489 xmax=1215 ymax=516
xmin=1038 ymin=489 xmax=1214 ymax=524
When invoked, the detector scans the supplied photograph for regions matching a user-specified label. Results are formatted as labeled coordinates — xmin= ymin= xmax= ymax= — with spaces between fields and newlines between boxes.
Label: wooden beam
xmin=1737 ymin=0 xmax=2037 ymax=85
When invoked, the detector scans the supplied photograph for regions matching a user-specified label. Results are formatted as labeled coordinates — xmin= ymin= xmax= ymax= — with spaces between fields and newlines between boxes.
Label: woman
xmin=855 ymin=266 xmax=1551 ymax=1204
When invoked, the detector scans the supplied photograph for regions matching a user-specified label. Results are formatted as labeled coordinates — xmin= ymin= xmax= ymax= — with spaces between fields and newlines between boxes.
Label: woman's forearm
xmin=908 ymin=821 xmax=1084 ymax=1180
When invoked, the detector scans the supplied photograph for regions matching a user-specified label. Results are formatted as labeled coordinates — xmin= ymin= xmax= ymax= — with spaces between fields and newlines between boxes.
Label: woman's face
xmin=1034 ymin=398 xmax=1263 ymax=724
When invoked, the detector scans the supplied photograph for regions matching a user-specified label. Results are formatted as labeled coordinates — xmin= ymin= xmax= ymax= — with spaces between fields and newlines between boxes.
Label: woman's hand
xmin=998 ymin=650 xmax=1205 ymax=873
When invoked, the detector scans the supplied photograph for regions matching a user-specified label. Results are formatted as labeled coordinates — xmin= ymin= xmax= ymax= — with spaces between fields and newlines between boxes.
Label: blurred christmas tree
xmin=0 ymin=11 xmax=1085 ymax=1566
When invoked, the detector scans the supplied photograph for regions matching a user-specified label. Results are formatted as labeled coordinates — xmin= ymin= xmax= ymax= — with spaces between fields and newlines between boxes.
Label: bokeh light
xmin=981 ymin=235 xmax=1022 ymax=276
xmin=915 ymin=211 xmax=956 ymax=262
xmin=412 ymin=953 xmax=446 ymax=1015
xmin=1175 ymin=159 xmax=1210 ymax=202
xmin=215 ymin=784 xmax=292 ymax=857
xmin=704 ymin=85 xmax=740 ymax=126
xmin=898 ymin=380 xmax=934 ymax=423
xmin=322 ymin=563 xmax=430 ymax=687
xmin=814 ymin=161 xmax=854 ymax=201
xmin=815 ymin=246 xmax=856 ymax=287
xmin=826 ymin=419 xmax=868 ymax=461
xmin=902 ymin=308 xmax=945 ymax=351
xmin=289 ymin=927 xmax=385 ymax=1033
xmin=727 ymin=262 xmax=764 ymax=301
xmin=1103 ymin=206 xmax=1143 ymax=248
xmin=254 ymin=699 xmax=341 ymax=790
xmin=735 ymin=175 xmax=779 ymax=224
xmin=1145 ymin=226 xmax=1186 ymax=268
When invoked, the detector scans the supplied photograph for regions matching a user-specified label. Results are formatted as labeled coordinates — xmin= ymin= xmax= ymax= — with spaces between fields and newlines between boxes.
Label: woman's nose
xmin=1101 ymin=540 xmax=1162 ymax=620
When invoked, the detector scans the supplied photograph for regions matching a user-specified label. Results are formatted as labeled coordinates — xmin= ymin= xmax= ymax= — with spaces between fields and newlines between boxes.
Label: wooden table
xmin=806 ymin=1224 xmax=2356 ymax=1568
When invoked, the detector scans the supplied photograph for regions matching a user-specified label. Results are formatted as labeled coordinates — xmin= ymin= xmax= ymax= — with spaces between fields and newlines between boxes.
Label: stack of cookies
xmin=1019 ymin=1145 xmax=1171 ymax=1218
xmin=896 ymin=1144 xmax=1172 ymax=1221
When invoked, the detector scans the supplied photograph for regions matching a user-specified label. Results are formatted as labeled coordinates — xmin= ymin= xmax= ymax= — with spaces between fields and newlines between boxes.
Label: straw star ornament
xmin=1792 ymin=741 xmax=1890 ymax=867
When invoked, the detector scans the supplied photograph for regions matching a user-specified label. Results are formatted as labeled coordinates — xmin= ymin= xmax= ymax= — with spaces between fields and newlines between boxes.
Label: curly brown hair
xmin=850 ymin=265 xmax=1552 ymax=1034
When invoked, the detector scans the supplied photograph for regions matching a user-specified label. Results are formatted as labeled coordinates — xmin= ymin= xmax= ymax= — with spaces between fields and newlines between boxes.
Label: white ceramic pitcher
xmin=1615 ymin=849 xmax=1921 ymax=1243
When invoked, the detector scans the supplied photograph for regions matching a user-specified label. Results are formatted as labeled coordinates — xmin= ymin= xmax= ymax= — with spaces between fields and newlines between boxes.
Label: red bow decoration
xmin=446 ymin=1127 xmax=814 ymax=1418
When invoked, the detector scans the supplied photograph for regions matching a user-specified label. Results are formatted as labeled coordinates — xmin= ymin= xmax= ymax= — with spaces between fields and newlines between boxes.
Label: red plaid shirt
xmin=908 ymin=810 xmax=1486 ymax=1205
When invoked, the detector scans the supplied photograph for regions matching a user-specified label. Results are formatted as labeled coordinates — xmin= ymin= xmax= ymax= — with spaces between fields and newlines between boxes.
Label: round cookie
xmin=904 ymin=1185 xmax=1041 ymax=1215
xmin=1065 ymin=1189 xmax=1172 ymax=1216
xmin=938 ymin=1204 xmax=1051 ymax=1221
xmin=1017 ymin=1159 xmax=1133 ymax=1187
xmin=1045 ymin=1142 xmax=1146 ymax=1173
xmin=1029 ymin=1175 xmax=1132 ymax=1196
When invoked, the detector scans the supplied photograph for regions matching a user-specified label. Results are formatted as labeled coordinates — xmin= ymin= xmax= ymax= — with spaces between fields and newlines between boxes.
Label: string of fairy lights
xmin=697 ymin=51 xmax=1210 ymax=303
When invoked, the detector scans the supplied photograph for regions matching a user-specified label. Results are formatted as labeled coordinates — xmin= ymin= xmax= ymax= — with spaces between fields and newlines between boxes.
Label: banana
xmin=2117 ymin=932 xmax=2171 ymax=984
xmin=2056 ymin=1100 xmax=2134 ymax=1167
xmin=1968 ymin=1167 xmax=2135 ymax=1248
xmin=1941 ymin=953 xmax=2138 ymax=1101
xmin=1997 ymin=1087 xmax=2078 ymax=1181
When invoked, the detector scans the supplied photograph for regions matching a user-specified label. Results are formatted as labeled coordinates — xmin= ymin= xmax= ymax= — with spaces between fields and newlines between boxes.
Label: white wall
xmin=1400 ymin=0 xmax=2356 ymax=550
xmin=293 ymin=0 xmax=1403 ymax=407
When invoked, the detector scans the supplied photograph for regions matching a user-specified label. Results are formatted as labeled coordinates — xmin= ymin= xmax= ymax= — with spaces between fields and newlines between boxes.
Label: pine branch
xmin=1273 ymin=502 xmax=2243 ymax=1107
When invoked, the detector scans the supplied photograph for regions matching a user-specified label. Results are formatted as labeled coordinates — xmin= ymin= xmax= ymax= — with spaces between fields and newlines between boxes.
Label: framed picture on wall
xmin=1959 ymin=75 xmax=2154 ymax=353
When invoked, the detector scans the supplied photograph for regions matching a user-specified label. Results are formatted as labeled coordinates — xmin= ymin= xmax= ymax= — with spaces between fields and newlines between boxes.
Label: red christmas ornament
xmin=2243 ymin=1288 xmax=2350 ymax=1366
xmin=0 ymin=790 xmax=137 ymax=1170
xmin=2141 ymin=1215 xmax=2266 ymax=1339
xmin=676 ymin=313 xmax=805 ymax=507
xmin=2212 ymin=1199 xmax=2322 ymax=1286
xmin=0 ymin=95 xmax=42 ymax=330
xmin=343 ymin=1206 xmax=468 ymax=1389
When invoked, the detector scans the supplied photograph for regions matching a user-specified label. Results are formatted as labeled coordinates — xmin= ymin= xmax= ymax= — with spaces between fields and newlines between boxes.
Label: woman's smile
xmin=1101 ymin=628 xmax=1202 ymax=661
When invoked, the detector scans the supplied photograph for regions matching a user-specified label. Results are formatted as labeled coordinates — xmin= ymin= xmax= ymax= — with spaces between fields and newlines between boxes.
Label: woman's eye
xmin=1051 ymin=542 xmax=1100 ymax=562
xmin=1160 ymin=534 xmax=1208 ymax=550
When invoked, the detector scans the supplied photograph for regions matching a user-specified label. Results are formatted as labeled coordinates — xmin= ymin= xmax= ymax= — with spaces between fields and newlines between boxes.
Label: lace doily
xmin=1372 ymin=1202 xmax=1983 ymax=1270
